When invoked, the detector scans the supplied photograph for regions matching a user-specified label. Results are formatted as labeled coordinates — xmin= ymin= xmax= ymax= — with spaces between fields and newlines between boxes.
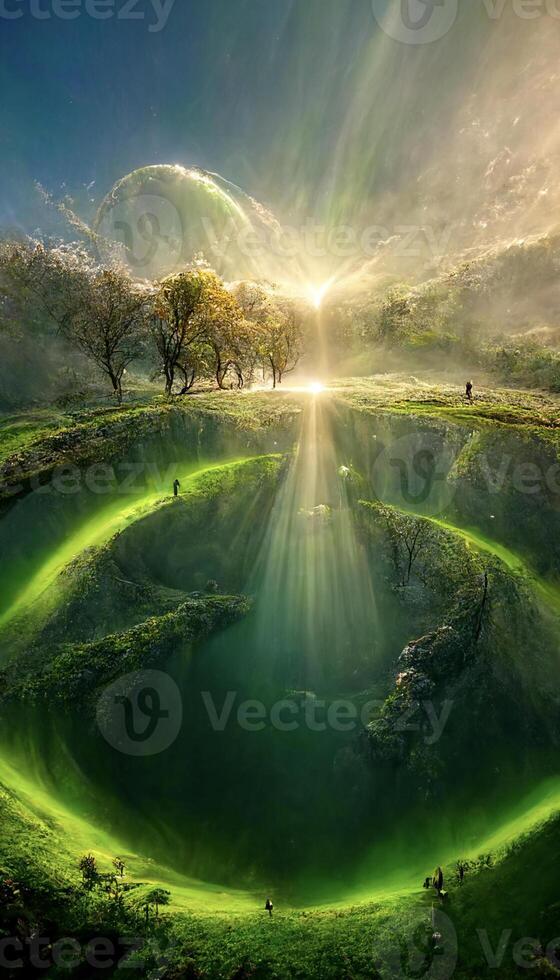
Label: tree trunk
xmin=216 ymin=357 xmax=231 ymax=390
xmin=109 ymin=368 xmax=123 ymax=405
xmin=178 ymin=363 xmax=196 ymax=394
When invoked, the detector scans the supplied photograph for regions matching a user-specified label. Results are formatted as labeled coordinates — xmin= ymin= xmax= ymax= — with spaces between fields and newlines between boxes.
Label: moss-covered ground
xmin=332 ymin=376 xmax=560 ymax=435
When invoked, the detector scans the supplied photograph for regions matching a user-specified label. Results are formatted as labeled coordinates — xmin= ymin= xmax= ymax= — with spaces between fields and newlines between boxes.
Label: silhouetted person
xmin=433 ymin=867 xmax=444 ymax=897
xmin=265 ymin=898 xmax=274 ymax=918
xmin=173 ymin=479 xmax=181 ymax=497
xmin=466 ymin=381 xmax=474 ymax=403
xmin=458 ymin=863 xmax=465 ymax=885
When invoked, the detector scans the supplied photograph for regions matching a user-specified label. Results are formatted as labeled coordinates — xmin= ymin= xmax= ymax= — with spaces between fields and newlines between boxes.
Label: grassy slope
xmin=1 ymin=481 xmax=559 ymax=976
xmin=332 ymin=376 xmax=560 ymax=437
xmin=2 ymin=763 xmax=559 ymax=977
xmin=0 ymin=455 xmax=281 ymax=631
xmin=0 ymin=756 xmax=257 ymax=915
xmin=0 ymin=392 xmax=301 ymax=498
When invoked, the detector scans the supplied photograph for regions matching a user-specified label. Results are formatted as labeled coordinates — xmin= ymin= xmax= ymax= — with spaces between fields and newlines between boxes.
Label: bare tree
xmin=0 ymin=239 xmax=93 ymax=336
xmin=378 ymin=505 xmax=432 ymax=587
xmin=67 ymin=268 xmax=147 ymax=403
xmin=0 ymin=240 xmax=146 ymax=402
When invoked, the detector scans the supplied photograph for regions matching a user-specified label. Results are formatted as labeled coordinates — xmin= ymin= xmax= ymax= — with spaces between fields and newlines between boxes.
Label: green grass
xmin=395 ymin=504 xmax=560 ymax=614
xmin=332 ymin=376 xmax=560 ymax=435
xmin=0 ymin=409 xmax=67 ymax=465
xmin=0 ymin=393 xmax=300 ymax=482
xmin=0 ymin=455 xmax=281 ymax=630
xmin=0 ymin=754 xmax=258 ymax=914
xmin=2 ymin=751 xmax=560 ymax=977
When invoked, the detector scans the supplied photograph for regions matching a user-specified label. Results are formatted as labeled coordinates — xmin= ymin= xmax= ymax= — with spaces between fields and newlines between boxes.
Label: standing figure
xmin=433 ymin=866 xmax=444 ymax=897
xmin=466 ymin=381 xmax=474 ymax=403
xmin=265 ymin=898 xmax=274 ymax=918
xmin=173 ymin=478 xmax=181 ymax=497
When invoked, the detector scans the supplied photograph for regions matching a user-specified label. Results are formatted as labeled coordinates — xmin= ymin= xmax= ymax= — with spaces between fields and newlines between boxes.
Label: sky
xmin=1 ymin=0 xmax=560 ymax=281
xmin=0 ymin=0 xmax=373 ymax=228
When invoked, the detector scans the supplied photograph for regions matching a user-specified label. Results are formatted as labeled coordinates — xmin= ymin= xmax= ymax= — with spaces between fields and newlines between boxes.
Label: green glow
xmin=399 ymin=506 xmax=560 ymax=612
xmin=0 ymin=754 xmax=257 ymax=913
xmin=0 ymin=457 xmax=263 ymax=632
xmin=1 ymin=397 xmax=559 ymax=915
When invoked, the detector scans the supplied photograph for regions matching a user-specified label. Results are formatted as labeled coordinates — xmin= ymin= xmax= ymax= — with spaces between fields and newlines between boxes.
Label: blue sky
xmin=1 ymin=0 xmax=550 ymax=250
xmin=0 ymin=0 xmax=379 ymax=229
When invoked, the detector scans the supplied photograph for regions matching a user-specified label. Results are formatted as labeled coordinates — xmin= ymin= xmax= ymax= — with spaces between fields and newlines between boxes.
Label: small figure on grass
xmin=433 ymin=866 xmax=448 ymax=901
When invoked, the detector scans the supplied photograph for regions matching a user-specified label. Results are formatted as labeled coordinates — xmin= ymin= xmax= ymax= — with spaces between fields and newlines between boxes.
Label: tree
xmin=194 ymin=273 xmax=252 ymax=389
xmin=151 ymin=271 xmax=205 ymax=396
xmin=0 ymin=239 xmax=93 ymax=338
xmin=79 ymin=854 xmax=99 ymax=892
xmin=142 ymin=888 xmax=171 ymax=925
xmin=432 ymin=866 xmax=444 ymax=896
xmin=112 ymin=857 xmax=126 ymax=878
xmin=176 ymin=338 xmax=214 ymax=394
xmin=267 ymin=298 xmax=303 ymax=387
xmin=377 ymin=505 xmax=432 ymax=587
xmin=66 ymin=268 xmax=147 ymax=403
xmin=0 ymin=240 xmax=146 ymax=402
xmin=233 ymin=283 xmax=303 ymax=388
xmin=377 ymin=287 xmax=411 ymax=343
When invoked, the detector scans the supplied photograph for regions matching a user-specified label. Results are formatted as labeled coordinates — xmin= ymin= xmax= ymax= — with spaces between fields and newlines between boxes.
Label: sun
xmin=308 ymin=381 xmax=325 ymax=395
xmin=307 ymin=280 xmax=334 ymax=309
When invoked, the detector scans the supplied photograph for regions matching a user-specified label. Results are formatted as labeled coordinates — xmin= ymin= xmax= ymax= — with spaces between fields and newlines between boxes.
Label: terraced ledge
xmin=332 ymin=376 xmax=560 ymax=434
xmin=0 ymin=393 xmax=301 ymax=507
xmin=0 ymin=454 xmax=285 ymax=630
xmin=0 ymin=594 xmax=250 ymax=704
